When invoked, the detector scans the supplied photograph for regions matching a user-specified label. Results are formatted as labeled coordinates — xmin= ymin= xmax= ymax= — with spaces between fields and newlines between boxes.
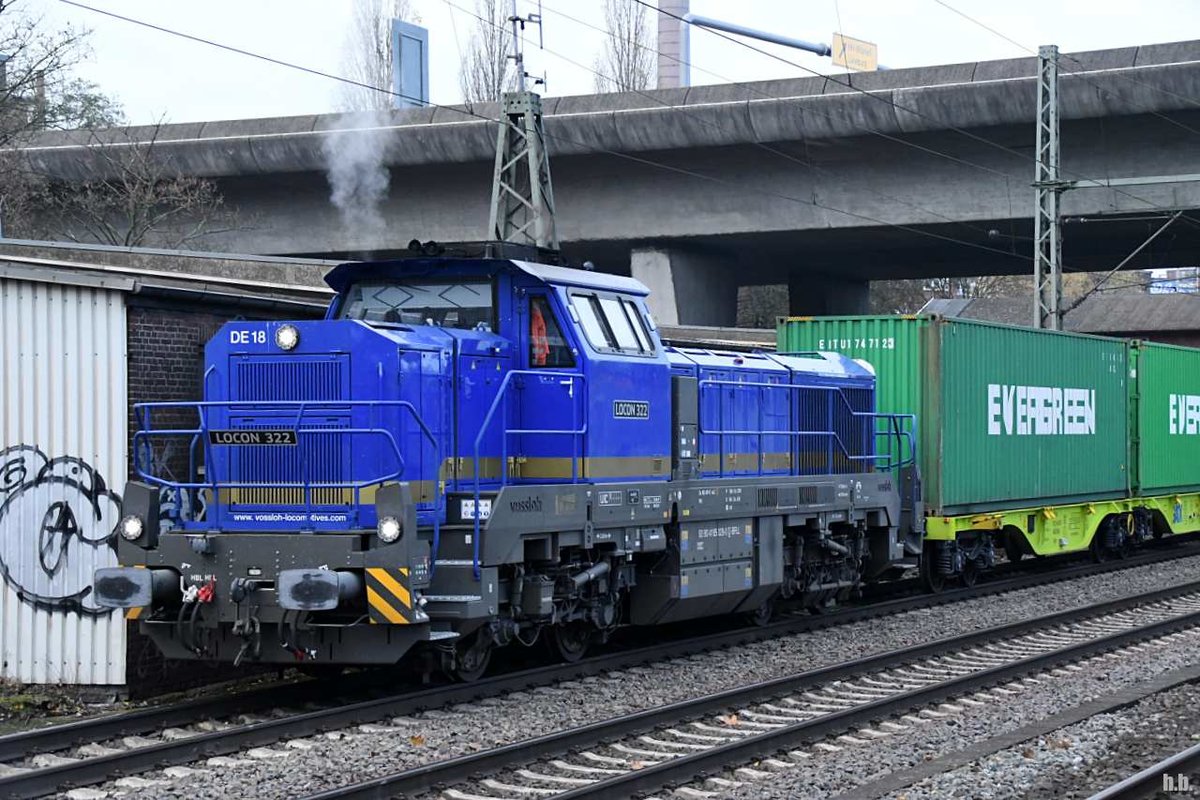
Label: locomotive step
xmin=431 ymin=529 xmax=480 ymax=559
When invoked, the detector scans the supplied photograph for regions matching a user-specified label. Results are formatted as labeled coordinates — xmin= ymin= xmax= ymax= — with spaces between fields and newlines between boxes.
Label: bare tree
xmin=0 ymin=4 xmax=233 ymax=247
xmin=737 ymin=285 xmax=788 ymax=328
xmin=31 ymin=125 xmax=237 ymax=248
xmin=869 ymin=279 xmax=933 ymax=315
xmin=867 ymin=270 xmax=1157 ymax=316
xmin=593 ymin=0 xmax=654 ymax=93
xmin=459 ymin=0 xmax=514 ymax=104
xmin=0 ymin=1 xmax=130 ymax=235
xmin=337 ymin=0 xmax=420 ymax=111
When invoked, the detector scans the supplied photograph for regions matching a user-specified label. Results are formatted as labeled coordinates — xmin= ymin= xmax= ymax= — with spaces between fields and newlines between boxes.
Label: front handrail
xmin=470 ymin=369 xmax=588 ymax=579
xmin=133 ymin=400 xmax=440 ymax=529
xmin=696 ymin=378 xmax=917 ymax=474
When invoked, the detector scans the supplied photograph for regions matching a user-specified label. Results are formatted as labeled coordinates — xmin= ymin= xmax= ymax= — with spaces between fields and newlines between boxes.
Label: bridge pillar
xmin=630 ymin=247 xmax=738 ymax=326
xmin=788 ymin=273 xmax=870 ymax=316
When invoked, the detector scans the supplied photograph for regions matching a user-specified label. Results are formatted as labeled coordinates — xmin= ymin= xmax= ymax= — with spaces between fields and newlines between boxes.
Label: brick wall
xmin=123 ymin=298 xmax=320 ymax=697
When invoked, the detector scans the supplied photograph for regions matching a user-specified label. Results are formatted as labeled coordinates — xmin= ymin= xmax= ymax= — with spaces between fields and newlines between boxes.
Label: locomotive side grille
xmin=236 ymin=359 xmax=343 ymax=402
xmin=797 ymin=387 xmax=828 ymax=476
xmin=757 ymin=487 xmax=778 ymax=508
xmin=834 ymin=387 xmax=874 ymax=473
xmin=797 ymin=386 xmax=876 ymax=475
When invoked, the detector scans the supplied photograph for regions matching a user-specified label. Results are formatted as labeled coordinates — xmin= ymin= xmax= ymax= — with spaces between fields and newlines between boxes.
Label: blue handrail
xmin=133 ymin=399 xmax=440 ymax=533
xmin=470 ymin=369 xmax=588 ymax=579
xmin=696 ymin=378 xmax=917 ymax=474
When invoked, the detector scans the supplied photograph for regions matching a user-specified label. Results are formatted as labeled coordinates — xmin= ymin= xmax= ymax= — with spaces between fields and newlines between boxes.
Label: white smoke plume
xmin=322 ymin=111 xmax=392 ymax=256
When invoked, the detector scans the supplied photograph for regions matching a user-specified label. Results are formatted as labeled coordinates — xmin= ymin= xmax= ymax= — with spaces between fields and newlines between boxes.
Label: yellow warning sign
xmin=832 ymin=33 xmax=878 ymax=72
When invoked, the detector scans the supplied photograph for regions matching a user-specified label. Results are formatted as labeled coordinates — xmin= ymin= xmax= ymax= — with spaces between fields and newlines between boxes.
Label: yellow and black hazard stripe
xmin=366 ymin=567 xmax=413 ymax=624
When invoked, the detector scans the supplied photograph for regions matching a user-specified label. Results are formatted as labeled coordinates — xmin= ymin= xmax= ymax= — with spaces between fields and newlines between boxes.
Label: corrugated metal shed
xmin=0 ymin=276 xmax=128 ymax=684
xmin=0 ymin=246 xmax=333 ymax=685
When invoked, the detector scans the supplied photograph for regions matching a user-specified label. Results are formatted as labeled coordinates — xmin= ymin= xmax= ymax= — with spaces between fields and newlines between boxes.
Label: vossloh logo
xmin=1169 ymin=394 xmax=1200 ymax=435
xmin=987 ymin=384 xmax=1096 ymax=436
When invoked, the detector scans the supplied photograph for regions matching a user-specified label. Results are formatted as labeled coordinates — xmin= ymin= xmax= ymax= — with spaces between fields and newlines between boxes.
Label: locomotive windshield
xmin=338 ymin=279 xmax=494 ymax=329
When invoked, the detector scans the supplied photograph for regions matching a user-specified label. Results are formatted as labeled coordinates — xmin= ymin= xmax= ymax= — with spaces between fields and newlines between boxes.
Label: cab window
xmin=572 ymin=294 xmax=615 ymax=350
xmin=622 ymin=298 xmax=653 ymax=352
xmin=569 ymin=292 xmax=656 ymax=356
xmin=598 ymin=296 xmax=641 ymax=351
xmin=529 ymin=296 xmax=574 ymax=368
xmin=338 ymin=279 xmax=494 ymax=330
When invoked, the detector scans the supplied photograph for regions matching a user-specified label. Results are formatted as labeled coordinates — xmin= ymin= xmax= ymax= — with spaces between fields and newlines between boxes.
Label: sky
xmin=26 ymin=0 xmax=1200 ymax=125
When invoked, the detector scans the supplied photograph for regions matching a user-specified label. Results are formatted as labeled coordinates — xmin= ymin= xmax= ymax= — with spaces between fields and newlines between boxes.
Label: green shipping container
xmin=778 ymin=315 xmax=1131 ymax=516
xmin=1132 ymin=341 xmax=1200 ymax=495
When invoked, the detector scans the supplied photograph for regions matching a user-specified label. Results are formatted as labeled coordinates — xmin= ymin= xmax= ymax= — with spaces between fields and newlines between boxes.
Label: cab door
xmin=513 ymin=291 xmax=584 ymax=483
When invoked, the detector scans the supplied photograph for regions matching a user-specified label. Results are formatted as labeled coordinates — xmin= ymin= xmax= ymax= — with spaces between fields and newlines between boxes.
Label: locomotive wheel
xmin=298 ymin=664 xmax=345 ymax=681
xmin=808 ymin=600 xmax=834 ymax=616
xmin=747 ymin=598 xmax=776 ymax=627
xmin=448 ymin=630 xmax=492 ymax=683
xmin=548 ymin=621 xmax=591 ymax=663
xmin=919 ymin=553 xmax=945 ymax=594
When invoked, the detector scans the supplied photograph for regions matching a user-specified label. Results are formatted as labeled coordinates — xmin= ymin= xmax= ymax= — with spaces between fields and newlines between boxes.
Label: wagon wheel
xmin=1003 ymin=534 xmax=1024 ymax=564
xmin=547 ymin=621 xmax=592 ymax=663
xmin=1089 ymin=534 xmax=1110 ymax=564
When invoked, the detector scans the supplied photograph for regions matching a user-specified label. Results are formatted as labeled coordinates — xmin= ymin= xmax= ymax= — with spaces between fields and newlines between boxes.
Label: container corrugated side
xmin=931 ymin=318 xmax=1130 ymax=514
xmin=0 ymin=278 xmax=127 ymax=685
xmin=1132 ymin=340 xmax=1200 ymax=495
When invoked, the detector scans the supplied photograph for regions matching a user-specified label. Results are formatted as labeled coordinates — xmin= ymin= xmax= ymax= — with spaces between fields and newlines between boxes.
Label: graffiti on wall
xmin=0 ymin=446 xmax=121 ymax=615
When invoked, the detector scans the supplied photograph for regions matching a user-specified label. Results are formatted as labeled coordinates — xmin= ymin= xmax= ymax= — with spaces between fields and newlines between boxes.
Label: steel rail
xmin=6 ymin=537 xmax=1199 ymax=798
xmin=1086 ymin=740 xmax=1200 ymax=800
xmin=0 ymin=675 xmax=340 ymax=762
xmin=298 ymin=580 xmax=1200 ymax=800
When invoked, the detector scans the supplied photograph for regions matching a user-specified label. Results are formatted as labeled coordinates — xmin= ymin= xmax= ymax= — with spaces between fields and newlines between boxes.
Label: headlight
xmin=377 ymin=516 xmax=402 ymax=543
xmin=275 ymin=324 xmax=300 ymax=351
xmin=119 ymin=515 xmax=144 ymax=541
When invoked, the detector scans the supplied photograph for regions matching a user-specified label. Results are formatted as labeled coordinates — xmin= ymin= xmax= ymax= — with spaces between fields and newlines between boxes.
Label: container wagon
xmin=777 ymin=315 xmax=1200 ymax=590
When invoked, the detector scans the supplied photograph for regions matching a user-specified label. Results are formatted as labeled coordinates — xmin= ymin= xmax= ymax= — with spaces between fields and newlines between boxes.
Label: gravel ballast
xmin=886 ymin=675 xmax=1200 ymax=800
xmin=68 ymin=552 xmax=1200 ymax=800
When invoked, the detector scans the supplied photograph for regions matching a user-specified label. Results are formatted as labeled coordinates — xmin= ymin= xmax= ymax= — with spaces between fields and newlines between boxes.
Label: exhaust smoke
xmin=322 ymin=112 xmax=392 ymax=257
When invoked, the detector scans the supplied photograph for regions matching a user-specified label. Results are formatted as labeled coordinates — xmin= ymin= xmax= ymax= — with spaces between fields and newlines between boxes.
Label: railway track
xmin=298 ymin=581 xmax=1200 ymax=800
xmin=4 ymin=539 xmax=1199 ymax=799
xmin=1086 ymin=739 xmax=1200 ymax=800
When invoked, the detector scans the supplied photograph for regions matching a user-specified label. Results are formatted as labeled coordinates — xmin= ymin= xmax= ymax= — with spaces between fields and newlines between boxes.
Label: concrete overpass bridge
xmin=20 ymin=40 xmax=1200 ymax=325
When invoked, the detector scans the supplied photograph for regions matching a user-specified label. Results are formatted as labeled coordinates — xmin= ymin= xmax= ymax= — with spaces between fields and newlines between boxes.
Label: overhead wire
xmin=461 ymin=0 xmax=1020 ymax=254
xmin=925 ymin=0 xmax=1200 ymax=285
xmin=550 ymin=0 xmax=1019 ymax=183
xmin=533 ymin=0 xmax=1015 ymax=195
xmin=642 ymin=0 xmax=1194 ymax=220
xmin=56 ymin=0 xmax=1031 ymax=265
xmin=929 ymin=0 xmax=1200 ymax=139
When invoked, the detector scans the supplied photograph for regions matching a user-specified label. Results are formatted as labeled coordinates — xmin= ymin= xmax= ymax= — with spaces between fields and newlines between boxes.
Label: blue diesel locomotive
xmin=95 ymin=251 xmax=916 ymax=677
